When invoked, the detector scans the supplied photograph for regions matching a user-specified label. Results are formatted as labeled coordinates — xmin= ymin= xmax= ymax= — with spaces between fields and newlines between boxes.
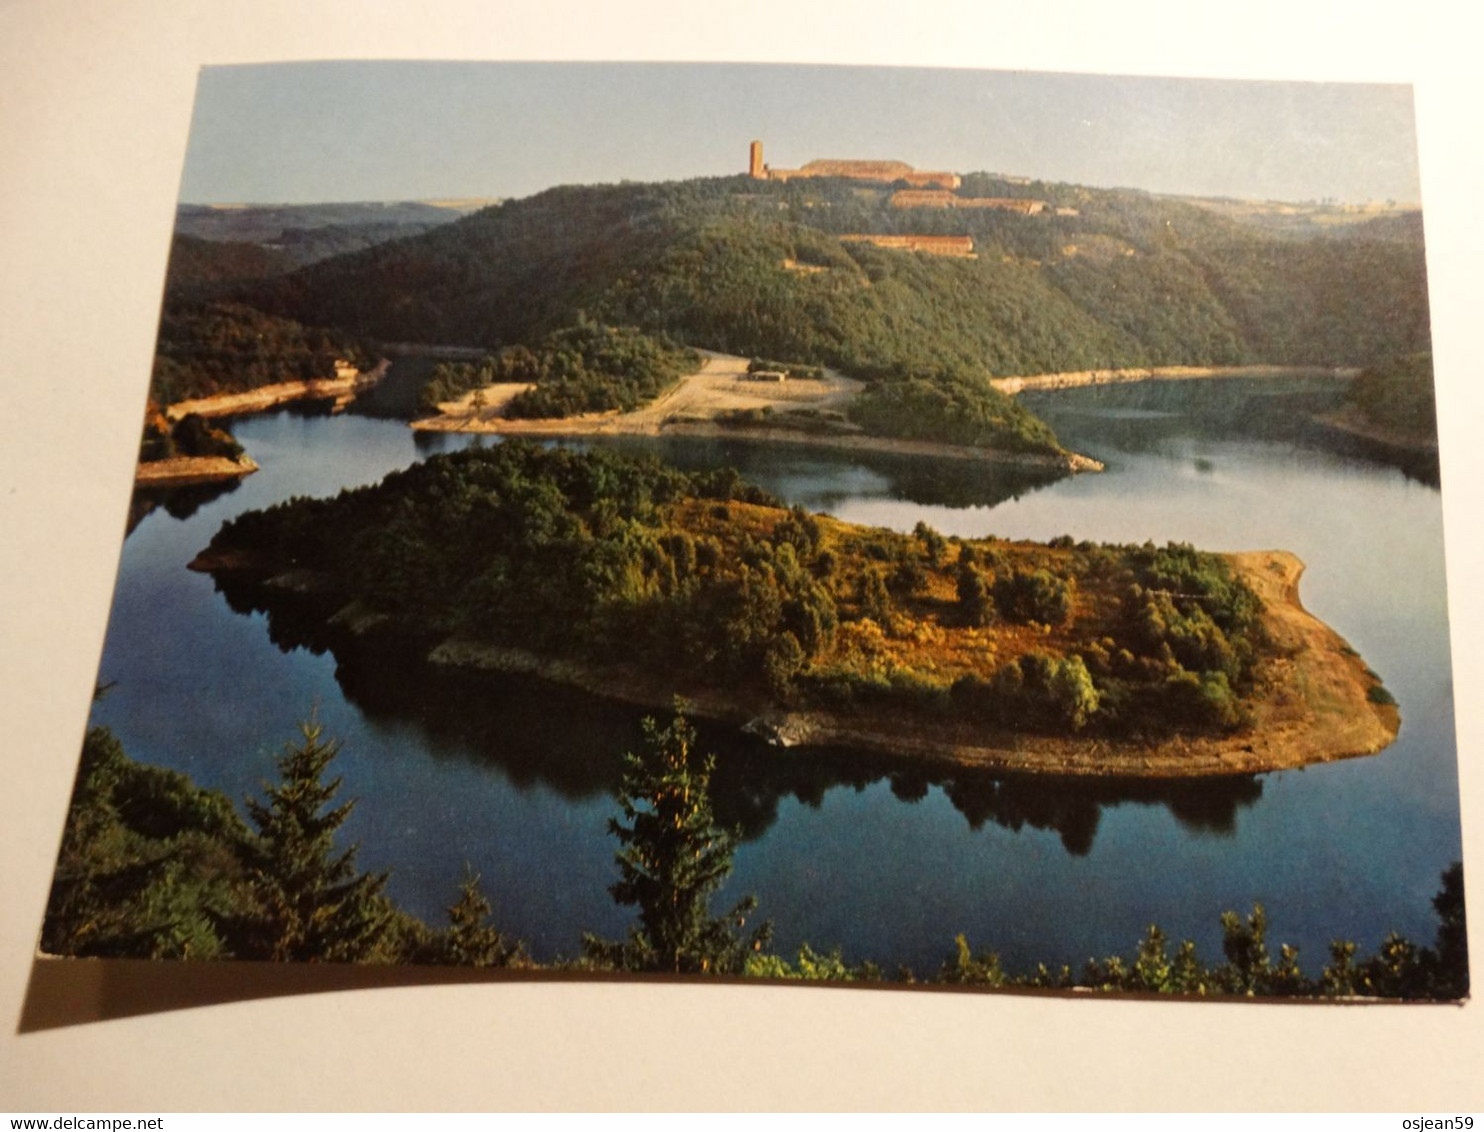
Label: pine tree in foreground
xmin=583 ymin=710 xmax=772 ymax=974
xmin=430 ymin=866 xmax=524 ymax=967
xmin=233 ymin=718 xmax=396 ymax=962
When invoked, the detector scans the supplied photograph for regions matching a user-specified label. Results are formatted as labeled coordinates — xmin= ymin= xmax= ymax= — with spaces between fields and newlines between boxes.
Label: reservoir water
xmin=90 ymin=380 xmax=1462 ymax=974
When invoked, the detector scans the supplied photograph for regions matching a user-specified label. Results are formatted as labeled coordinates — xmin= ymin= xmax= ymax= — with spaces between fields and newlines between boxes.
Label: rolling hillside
xmin=251 ymin=173 xmax=1430 ymax=377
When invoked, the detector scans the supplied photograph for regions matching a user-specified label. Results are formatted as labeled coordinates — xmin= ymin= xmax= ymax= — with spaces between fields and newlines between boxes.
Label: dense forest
xmin=127 ymin=173 xmax=1424 ymax=461
xmin=149 ymin=300 xmax=374 ymax=406
xmin=162 ymin=234 xmax=297 ymax=295
xmin=417 ymin=322 xmax=699 ymax=417
xmin=200 ymin=443 xmax=1285 ymax=741
xmin=199 ymin=171 xmax=1427 ymax=455
xmin=1343 ymin=351 xmax=1438 ymax=442
xmin=43 ymin=715 xmax=1467 ymax=999
xmin=254 ymin=173 xmax=1429 ymax=376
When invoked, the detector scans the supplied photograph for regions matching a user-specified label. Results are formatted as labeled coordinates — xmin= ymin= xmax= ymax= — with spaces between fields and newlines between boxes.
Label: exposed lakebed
xmin=88 ymin=378 xmax=1461 ymax=973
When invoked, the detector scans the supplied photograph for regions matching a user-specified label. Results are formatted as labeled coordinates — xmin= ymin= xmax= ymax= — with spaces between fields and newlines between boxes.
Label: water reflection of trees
xmin=126 ymin=479 xmax=242 ymax=536
xmin=342 ymin=643 xmax=1268 ymax=855
xmin=601 ymin=434 xmax=1070 ymax=512
xmin=1024 ymin=378 xmax=1439 ymax=486
xmin=211 ymin=570 xmax=1266 ymax=855
xmin=707 ymin=743 xmax=1262 ymax=856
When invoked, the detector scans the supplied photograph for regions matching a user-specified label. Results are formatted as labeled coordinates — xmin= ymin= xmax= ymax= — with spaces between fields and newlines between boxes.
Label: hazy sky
xmin=179 ymin=61 xmax=1421 ymax=205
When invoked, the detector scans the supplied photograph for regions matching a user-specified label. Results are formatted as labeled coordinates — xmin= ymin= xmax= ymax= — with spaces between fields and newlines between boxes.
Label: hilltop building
xmin=748 ymin=140 xmax=961 ymax=190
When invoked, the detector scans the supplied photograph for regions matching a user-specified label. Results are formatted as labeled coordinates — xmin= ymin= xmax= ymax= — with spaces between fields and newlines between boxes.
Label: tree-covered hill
xmin=163 ymin=234 xmax=297 ymax=296
xmin=252 ymin=173 xmax=1430 ymax=377
xmin=174 ymin=200 xmax=484 ymax=267
xmin=150 ymin=300 xmax=374 ymax=405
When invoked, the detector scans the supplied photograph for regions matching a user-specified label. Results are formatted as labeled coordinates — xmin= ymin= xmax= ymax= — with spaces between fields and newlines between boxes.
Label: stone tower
xmin=749 ymin=140 xmax=765 ymax=179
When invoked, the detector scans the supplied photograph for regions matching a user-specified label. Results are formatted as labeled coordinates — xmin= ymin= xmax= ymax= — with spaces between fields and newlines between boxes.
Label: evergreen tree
xmin=858 ymin=568 xmax=893 ymax=624
xmin=1427 ymin=861 xmax=1469 ymax=998
xmin=583 ymin=710 xmax=771 ymax=973
xmin=1218 ymin=904 xmax=1271 ymax=995
xmin=433 ymin=866 xmax=522 ymax=967
xmin=956 ymin=564 xmax=995 ymax=628
xmin=234 ymin=719 xmax=395 ymax=962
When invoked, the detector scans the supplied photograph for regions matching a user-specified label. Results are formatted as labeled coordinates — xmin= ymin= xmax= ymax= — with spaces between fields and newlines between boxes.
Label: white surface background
xmin=1 ymin=0 xmax=1480 ymax=1111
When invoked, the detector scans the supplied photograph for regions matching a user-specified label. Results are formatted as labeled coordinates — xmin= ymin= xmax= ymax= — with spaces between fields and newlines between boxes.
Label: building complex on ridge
xmin=748 ymin=140 xmax=961 ymax=190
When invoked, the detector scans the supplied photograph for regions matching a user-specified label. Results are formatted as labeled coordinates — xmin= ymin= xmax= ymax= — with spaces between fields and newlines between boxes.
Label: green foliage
xmin=1164 ymin=669 xmax=1243 ymax=730
xmin=913 ymin=520 xmax=947 ymax=565
xmin=583 ymin=711 xmax=771 ymax=974
xmin=207 ymin=443 xmax=847 ymax=697
xmin=955 ymin=564 xmax=996 ymax=627
xmin=938 ymin=934 xmax=1008 ymax=987
xmin=744 ymin=943 xmax=880 ymax=981
xmin=44 ymin=724 xmax=1466 ymax=1000
xmin=1105 ymin=543 xmax=1264 ymax=736
xmin=993 ymin=567 xmax=1074 ymax=626
xmin=1219 ymin=904 xmax=1271 ymax=995
xmin=888 ymin=553 xmax=929 ymax=598
xmin=42 ymin=727 xmax=255 ymax=959
xmin=856 ymin=567 xmax=894 ymax=624
xmin=42 ymin=724 xmax=514 ymax=966
xmin=140 ymin=411 xmax=245 ymax=463
xmin=262 ymin=173 xmax=1429 ymax=393
xmin=233 ymin=719 xmax=398 ymax=962
xmin=848 ymin=366 xmax=1064 ymax=456
xmin=949 ymin=653 xmax=1101 ymax=733
xmin=1344 ymin=352 xmax=1436 ymax=439
xmin=151 ymin=300 xmax=371 ymax=405
xmin=419 ymin=322 xmax=699 ymax=417
xmin=1047 ymin=654 xmax=1100 ymax=732
xmin=162 ymin=233 xmax=296 ymax=295
xmin=418 ymin=867 xmax=524 ymax=968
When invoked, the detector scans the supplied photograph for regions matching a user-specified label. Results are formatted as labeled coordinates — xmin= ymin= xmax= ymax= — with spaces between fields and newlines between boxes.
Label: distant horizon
xmin=173 ymin=181 xmax=1425 ymax=209
xmin=178 ymin=62 xmax=1423 ymax=208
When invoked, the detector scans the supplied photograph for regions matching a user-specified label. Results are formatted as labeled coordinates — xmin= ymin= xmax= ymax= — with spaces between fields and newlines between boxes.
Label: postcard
xmin=33 ymin=59 xmax=1465 ymax=1004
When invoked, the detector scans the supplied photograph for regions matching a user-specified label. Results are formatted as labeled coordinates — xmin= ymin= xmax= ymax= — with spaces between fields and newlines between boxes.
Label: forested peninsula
xmin=191 ymin=443 xmax=1396 ymax=777
xmin=131 ymin=300 xmax=382 ymax=483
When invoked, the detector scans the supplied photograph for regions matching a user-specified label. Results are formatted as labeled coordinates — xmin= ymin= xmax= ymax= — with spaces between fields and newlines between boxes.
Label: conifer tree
xmin=584 ymin=710 xmax=771 ymax=974
xmin=235 ymin=719 xmax=395 ymax=962
xmin=435 ymin=866 xmax=521 ymax=967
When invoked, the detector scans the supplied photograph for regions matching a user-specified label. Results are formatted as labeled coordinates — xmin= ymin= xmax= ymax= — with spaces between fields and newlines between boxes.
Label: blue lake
xmin=88 ymin=381 xmax=1462 ymax=974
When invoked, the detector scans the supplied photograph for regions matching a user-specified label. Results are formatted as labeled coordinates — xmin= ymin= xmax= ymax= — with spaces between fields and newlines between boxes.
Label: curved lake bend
xmin=92 ymin=382 xmax=1462 ymax=973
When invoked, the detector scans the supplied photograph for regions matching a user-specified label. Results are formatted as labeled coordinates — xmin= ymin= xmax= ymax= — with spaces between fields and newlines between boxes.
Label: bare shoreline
xmin=410 ymin=353 xmax=1106 ymax=472
xmin=990 ymin=363 xmax=1360 ymax=395
xmin=410 ymin=355 xmax=1370 ymax=474
xmin=134 ymin=453 xmax=259 ymax=487
xmin=164 ymin=358 xmax=390 ymax=420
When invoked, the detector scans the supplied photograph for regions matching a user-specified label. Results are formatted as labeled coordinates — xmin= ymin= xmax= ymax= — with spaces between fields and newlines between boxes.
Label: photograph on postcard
xmin=38 ymin=61 xmax=1466 ymax=999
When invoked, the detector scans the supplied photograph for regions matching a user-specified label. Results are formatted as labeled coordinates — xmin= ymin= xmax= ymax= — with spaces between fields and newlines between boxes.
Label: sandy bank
xmin=166 ymin=358 xmax=390 ymax=420
xmin=412 ymin=353 xmax=1104 ymax=473
xmin=134 ymin=454 xmax=259 ymax=487
xmin=991 ymin=364 xmax=1360 ymax=396
xmin=427 ymin=550 xmax=1396 ymax=779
